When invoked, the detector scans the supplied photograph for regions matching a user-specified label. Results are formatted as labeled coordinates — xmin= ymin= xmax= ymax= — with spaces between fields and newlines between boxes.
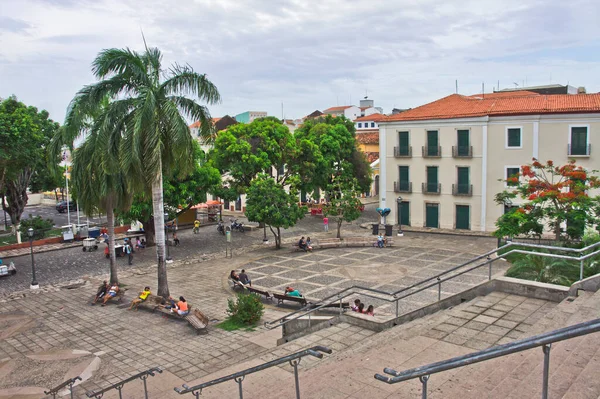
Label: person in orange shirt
xmin=171 ymin=296 xmax=189 ymax=316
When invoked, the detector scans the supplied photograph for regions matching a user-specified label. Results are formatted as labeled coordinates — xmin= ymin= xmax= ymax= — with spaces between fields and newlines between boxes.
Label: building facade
xmin=235 ymin=111 xmax=267 ymax=123
xmin=379 ymin=91 xmax=600 ymax=232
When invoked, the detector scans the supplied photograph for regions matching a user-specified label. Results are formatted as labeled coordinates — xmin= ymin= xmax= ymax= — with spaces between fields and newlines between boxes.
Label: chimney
xmin=577 ymin=87 xmax=586 ymax=94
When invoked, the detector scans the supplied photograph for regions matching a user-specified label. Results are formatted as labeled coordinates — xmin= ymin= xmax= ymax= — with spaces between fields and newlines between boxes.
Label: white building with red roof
xmin=378 ymin=89 xmax=600 ymax=232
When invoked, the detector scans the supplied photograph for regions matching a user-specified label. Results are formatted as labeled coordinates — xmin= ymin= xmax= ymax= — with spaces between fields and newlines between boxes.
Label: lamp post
xmin=396 ymin=196 xmax=404 ymax=236
xmin=164 ymin=213 xmax=173 ymax=263
xmin=28 ymin=228 xmax=39 ymax=289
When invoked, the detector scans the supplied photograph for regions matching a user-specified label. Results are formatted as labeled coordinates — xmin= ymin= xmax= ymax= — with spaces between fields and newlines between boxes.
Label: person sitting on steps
xmin=365 ymin=305 xmax=375 ymax=316
xmin=92 ymin=280 xmax=109 ymax=305
xmin=351 ymin=299 xmax=361 ymax=312
xmin=230 ymin=270 xmax=240 ymax=281
xmin=129 ymin=286 xmax=151 ymax=310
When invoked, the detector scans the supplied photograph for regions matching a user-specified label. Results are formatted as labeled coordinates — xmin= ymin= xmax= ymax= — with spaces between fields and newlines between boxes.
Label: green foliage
xmin=323 ymin=175 xmax=363 ymax=239
xmin=225 ymin=292 xmax=264 ymax=325
xmin=245 ymin=174 xmax=306 ymax=248
xmin=505 ymin=253 xmax=580 ymax=286
xmin=294 ymin=115 xmax=372 ymax=193
xmin=18 ymin=215 xmax=54 ymax=237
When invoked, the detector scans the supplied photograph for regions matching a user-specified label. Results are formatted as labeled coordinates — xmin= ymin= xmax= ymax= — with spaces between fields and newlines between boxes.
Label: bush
xmin=226 ymin=292 xmax=264 ymax=325
xmin=18 ymin=215 xmax=54 ymax=238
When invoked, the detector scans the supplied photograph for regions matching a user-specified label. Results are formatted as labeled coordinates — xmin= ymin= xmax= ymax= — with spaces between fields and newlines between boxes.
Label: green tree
xmin=118 ymin=143 xmax=221 ymax=246
xmin=0 ymin=97 xmax=60 ymax=242
xmin=323 ymin=175 xmax=363 ymax=239
xmin=494 ymin=159 xmax=600 ymax=242
xmin=293 ymin=115 xmax=372 ymax=196
xmin=73 ymin=47 xmax=220 ymax=297
xmin=245 ymin=174 xmax=306 ymax=249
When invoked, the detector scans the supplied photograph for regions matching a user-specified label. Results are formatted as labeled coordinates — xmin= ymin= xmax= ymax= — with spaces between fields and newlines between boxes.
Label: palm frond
xmin=92 ymin=48 xmax=149 ymax=85
xmin=161 ymin=64 xmax=221 ymax=104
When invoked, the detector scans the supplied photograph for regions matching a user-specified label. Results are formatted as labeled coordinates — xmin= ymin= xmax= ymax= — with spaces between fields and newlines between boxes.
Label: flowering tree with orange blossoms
xmin=494 ymin=159 xmax=600 ymax=241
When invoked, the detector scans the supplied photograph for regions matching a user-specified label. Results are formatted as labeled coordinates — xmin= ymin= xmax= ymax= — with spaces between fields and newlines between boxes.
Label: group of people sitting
xmin=92 ymin=282 xmax=189 ymax=316
xmin=352 ymin=299 xmax=375 ymax=316
xmin=230 ymin=269 xmax=252 ymax=286
xmin=297 ymin=236 xmax=313 ymax=252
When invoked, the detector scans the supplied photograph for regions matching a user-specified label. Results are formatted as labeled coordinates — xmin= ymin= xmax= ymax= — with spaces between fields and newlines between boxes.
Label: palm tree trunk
xmin=152 ymin=169 xmax=169 ymax=298
xmin=106 ymin=197 xmax=118 ymax=284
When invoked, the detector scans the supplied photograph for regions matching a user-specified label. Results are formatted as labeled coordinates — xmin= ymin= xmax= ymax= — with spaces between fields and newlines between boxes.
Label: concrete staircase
xmin=73 ymin=290 xmax=600 ymax=398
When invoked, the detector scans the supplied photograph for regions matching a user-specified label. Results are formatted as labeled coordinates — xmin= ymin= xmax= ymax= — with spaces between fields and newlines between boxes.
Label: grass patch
xmin=0 ymin=228 xmax=63 ymax=245
xmin=216 ymin=317 xmax=257 ymax=332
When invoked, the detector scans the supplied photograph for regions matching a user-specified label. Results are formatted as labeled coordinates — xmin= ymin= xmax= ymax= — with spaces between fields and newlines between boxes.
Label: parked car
xmin=56 ymin=201 xmax=76 ymax=213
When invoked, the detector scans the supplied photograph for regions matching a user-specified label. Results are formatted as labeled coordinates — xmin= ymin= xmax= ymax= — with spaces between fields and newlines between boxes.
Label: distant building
xmin=495 ymin=84 xmax=583 ymax=95
xmin=189 ymin=115 xmax=238 ymax=152
xmin=354 ymin=113 xmax=386 ymax=130
xmin=235 ymin=111 xmax=267 ymax=123
xmin=359 ymin=98 xmax=383 ymax=117
xmin=322 ymin=105 xmax=361 ymax=120
xmin=304 ymin=110 xmax=323 ymax=120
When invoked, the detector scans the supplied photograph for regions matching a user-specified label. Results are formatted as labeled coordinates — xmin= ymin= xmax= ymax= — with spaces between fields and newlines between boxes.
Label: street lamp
xmin=396 ymin=196 xmax=404 ymax=236
xmin=28 ymin=228 xmax=39 ymax=289
xmin=163 ymin=213 xmax=173 ymax=263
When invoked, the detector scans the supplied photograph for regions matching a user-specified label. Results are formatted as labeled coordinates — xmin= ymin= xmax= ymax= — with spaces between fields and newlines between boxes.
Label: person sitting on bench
xmin=239 ymin=269 xmax=251 ymax=286
xmin=285 ymin=286 xmax=303 ymax=297
xmin=101 ymin=283 xmax=119 ymax=306
xmin=298 ymin=236 xmax=308 ymax=252
xmin=351 ymin=299 xmax=361 ymax=312
xmin=230 ymin=270 xmax=240 ymax=281
xmin=171 ymin=296 xmax=189 ymax=316
xmin=136 ymin=237 xmax=145 ymax=250
xmin=357 ymin=303 xmax=365 ymax=313
xmin=377 ymin=233 xmax=385 ymax=248
xmin=129 ymin=286 xmax=151 ymax=310
xmin=306 ymin=237 xmax=313 ymax=252
xmin=92 ymin=281 xmax=109 ymax=304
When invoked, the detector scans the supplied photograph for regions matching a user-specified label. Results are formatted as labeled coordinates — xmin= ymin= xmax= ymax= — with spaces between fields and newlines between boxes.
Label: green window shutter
xmin=399 ymin=131 xmax=409 ymax=148
xmin=457 ymin=167 xmax=469 ymax=194
xmin=456 ymin=205 xmax=470 ymax=230
xmin=507 ymin=128 xmax=521 ymax=147
xmin=399 ymin=166 xmax=409 ymax=191
xmin=400 ymin=201 xmax=410 ymax=226
xmin=457 ymin=130 xmax=469 ymax=156
xmin=426 ymin=203 xmax=439 ymax=228
xmin=570 ymin=127 xmax=588 ymax=155
xmin=427 ymin=166 xmax=438 ymax=192
xmin=427 ymin=130 xmax=439 ymax=156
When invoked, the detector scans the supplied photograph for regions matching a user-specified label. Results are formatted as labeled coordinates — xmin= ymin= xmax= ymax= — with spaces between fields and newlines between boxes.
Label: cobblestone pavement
xmin=0 ymin=204 xmax=381 ymax=296
xmin=0 ymin=203 xmax=507 ymax=398
xmin=243 ymin=233 xmax=500 ymax=317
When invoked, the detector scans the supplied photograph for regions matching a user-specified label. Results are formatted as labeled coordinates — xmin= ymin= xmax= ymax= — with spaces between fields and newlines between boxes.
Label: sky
xmin=1 ymin=0 xmax=600 ymax=124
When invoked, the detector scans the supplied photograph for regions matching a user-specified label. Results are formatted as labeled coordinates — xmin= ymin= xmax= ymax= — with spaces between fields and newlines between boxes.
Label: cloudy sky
xmin=1 ymin=0 xmax=600 ymax=123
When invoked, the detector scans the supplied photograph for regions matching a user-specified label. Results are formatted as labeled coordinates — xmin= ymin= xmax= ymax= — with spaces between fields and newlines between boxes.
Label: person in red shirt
xmin=323 ymin=217 xmax=329 ymax=232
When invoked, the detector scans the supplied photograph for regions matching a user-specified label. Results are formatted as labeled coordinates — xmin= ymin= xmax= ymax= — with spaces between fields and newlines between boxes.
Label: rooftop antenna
xmin=513 ymin=82 xmax=519 ymax=88
xmin=455 ymin=80 xmax=458 ymax=94
xmin=482 ymin=82 xmax=485 ymax=98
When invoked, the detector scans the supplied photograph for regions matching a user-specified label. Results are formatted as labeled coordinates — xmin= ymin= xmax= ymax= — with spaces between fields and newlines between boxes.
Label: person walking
xmin=173 ymin=232 xmax=180 ymax=246
xmin=125 ymin=241 xmax=133 ymax=265
xmin=323 ymin=216 xmax=329 ymax=232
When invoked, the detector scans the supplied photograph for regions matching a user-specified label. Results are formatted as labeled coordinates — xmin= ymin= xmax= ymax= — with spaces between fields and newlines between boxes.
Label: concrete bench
xmin=316 ymin=238 xmax=342 ymax=249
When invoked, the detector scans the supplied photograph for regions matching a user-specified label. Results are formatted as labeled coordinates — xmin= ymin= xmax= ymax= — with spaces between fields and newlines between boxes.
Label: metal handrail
xmin=264 ymin=243 xmax=600 ymax=330
xmin=86 ymin=367 xmax=163 ymax=399
xmin=375 ymin=318 xmax=600 ymax=399
xmin=45 ymin=376 xmax=82 ymax=399
xmin=174 ymin=346 xmax=332 ymax=399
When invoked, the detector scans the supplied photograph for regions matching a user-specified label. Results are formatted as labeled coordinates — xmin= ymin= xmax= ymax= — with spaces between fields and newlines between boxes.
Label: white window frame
xmin=568 ymin=124 xmax=590 ymax=155
xmin=504 ymin=165 xmax=521 ymax=188
xmin=357 ymin=122 xmax=362 ymax=128
xmin=505 ymin=126 xmax=523 ymax=149
xmin=371 ymin=122 xmax=376 ymax=128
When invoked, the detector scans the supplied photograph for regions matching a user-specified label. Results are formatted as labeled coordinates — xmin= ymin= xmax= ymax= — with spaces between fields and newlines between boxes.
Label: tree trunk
xmin=142 ymin=216 xmax=156 ymax=246
xmin=336 ymin=219 xmax=342 ymax=239
xmin=151 ymin=169 xmax=169 ymax=298
xmin=106 ymin=197 xmax=118 ymax=284
xmin=54 ymin=189 xmax=59 ymax=202
xmin=268 ymin=225 xmax=281 ymax=249
xmin=554 ymin=221 xmax=562 ymax=241
xmin=3 ymin=169 xmax=32 ymax=244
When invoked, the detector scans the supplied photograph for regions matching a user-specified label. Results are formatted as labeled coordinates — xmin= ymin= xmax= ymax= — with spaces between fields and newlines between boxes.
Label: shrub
xmin=18 ymin=215 xmax=54 ymax=238
xmin=226 ymin=292 xmax=264 ymax=325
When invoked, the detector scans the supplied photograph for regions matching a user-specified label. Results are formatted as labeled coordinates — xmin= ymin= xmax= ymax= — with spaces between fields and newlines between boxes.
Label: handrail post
xmin=68 ymin=379 xmax=78 ymax=399
xmin=419 ymin=375 xmax=429 ymax=399
xmin=487 ymin=256 xmax=493 ymax=280
xmin=234 ymin=376 xmax=244 ymax=399
xmin=116 ymin=384 xmax=124 ymax=399
xmin=579 ymin=257 xmax=584 ymax=281
xmin=437 ymin=277 xmax=441 ymax=301
xmin=290 ymin=359 xmax=302 ymax=399
xmin=141 ymin=374 xmax=149 ymax=399
xmin=308 ymin=312 xmax=311 ymax=328
xmin=542 ymin=344 xmax=551 ymax=399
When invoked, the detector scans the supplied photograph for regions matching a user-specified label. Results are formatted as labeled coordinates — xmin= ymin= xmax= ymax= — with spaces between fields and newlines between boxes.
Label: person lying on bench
xmin=230 ymin=270 xmax=240 ymax=281
xmin=171 ymin=296 xmax=189 ymax=316
xmin=92 ymin=281 xmax=109 ymax=305
xmin=129 ymin=286 xmax=151 ymax=310
xmin=239 ymin=269 xmax=251 ymax=286
xmin=101 ymin=283 xmax=119 ymax=306
xmin=285 ymin=287 xmax=303 ymax=297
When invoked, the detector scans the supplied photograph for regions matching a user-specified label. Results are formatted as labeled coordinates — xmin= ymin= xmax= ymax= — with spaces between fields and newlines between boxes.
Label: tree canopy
xmin=494 ymin=159 xmax=600 ymax=241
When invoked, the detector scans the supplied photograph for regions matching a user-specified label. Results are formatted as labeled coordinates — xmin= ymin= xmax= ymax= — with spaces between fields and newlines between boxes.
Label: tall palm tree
xmin=50 ymin=97 xmax=132 ymax=284
xmin=75 ymin=47 xmax=220 ymax=297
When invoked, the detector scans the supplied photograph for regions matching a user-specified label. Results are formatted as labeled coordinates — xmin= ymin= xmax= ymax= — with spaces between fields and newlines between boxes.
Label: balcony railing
xmin=394 ymin=146 xmax=412 ymax=157
xmin=394 ymin=181 xmax=412 ymax=193
xmin=422 ymin=182 xmax=441 ymax=194
xmin=452 ymin=183 xmax=473 ymax=196
xmin=452 ymin=145 xmax=473 ymax=158
xmin=422 ymin=146 xmax=442 ymax=157
xmin=568 ymin=143 xmax=591 ymax=156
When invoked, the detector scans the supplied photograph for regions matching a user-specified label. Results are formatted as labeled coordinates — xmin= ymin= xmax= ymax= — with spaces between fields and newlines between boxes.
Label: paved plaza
xmin=0 ymin=206 xmax=518 ymax=398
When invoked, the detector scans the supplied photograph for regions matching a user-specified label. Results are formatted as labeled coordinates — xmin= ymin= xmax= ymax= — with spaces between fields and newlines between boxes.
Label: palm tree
xmin=505 ymin=253 xmax=580 ymax=286
xmin=50 ymin=97 xmax=131 ymax=285
xmin=75 ymin=47 xmax=220 ymax=297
